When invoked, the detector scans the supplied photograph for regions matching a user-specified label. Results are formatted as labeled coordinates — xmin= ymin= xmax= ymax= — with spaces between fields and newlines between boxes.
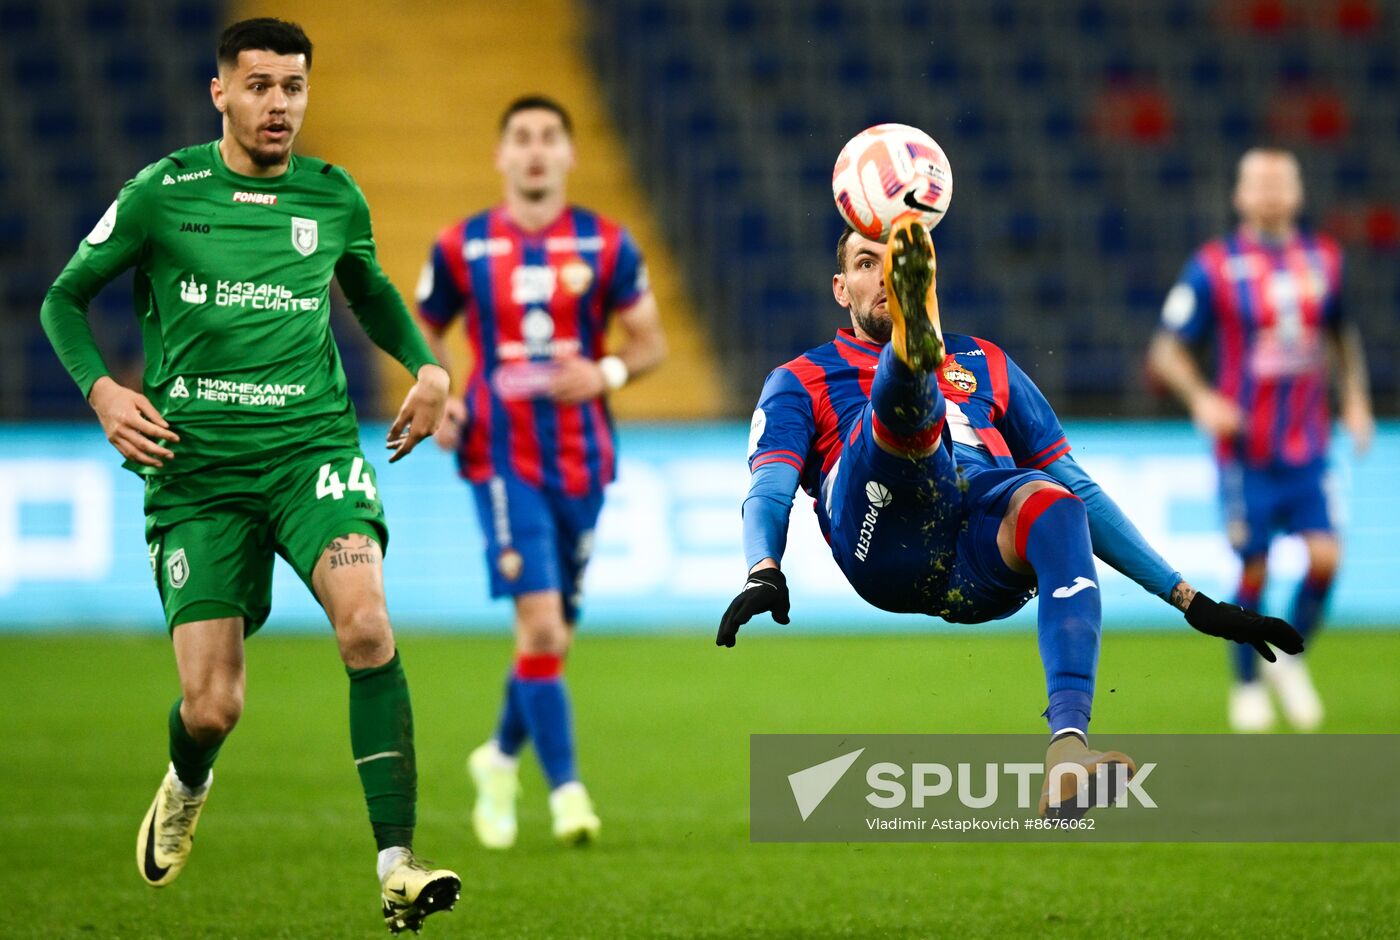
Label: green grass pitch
xmin=3 ymin=629 xmax=1397 ymax=938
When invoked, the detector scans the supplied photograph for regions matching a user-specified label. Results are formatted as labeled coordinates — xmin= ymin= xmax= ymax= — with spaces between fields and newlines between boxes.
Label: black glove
xmin=717 ymin=568 xmax=790 ymax=648
xmin=1184 ymin=592 xmax=1304 ymax=662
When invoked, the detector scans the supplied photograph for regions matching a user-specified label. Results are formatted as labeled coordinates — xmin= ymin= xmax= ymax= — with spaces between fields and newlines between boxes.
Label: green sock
xmin=348 ymin=651 xmax=416 ymax=851
xmin=168 ymin=699 xmax=221 ymax=789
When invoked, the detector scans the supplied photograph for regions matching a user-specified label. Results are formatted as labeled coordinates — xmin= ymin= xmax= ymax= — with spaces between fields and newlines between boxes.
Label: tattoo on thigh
xmin=327 ymin=535 xmax=378 ymax=570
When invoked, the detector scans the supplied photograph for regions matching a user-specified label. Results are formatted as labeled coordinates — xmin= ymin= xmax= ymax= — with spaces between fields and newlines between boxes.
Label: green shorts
xmin=143 ymin=446 xmax=389 ymax=634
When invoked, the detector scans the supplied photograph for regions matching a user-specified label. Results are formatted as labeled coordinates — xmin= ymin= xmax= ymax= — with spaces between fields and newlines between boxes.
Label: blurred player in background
xmin=1149 ymin=148 xmax=1374 ymax=732
xmin=39 ymin=18 xmax=460 ymax=933
xmin=417 ymin=96 xmax=665 ymax=847
xmin=721 ymin=217 xmax=1302 ymax=816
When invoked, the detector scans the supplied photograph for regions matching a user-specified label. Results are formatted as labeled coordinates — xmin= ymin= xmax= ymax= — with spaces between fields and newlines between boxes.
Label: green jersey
xmin=41 ymin=140 xmax=436 ymax=477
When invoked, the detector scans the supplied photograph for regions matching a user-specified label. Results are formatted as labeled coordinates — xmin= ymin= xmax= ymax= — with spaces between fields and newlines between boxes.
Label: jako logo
xmin=855 ymin=482 xmax=890 ymax=562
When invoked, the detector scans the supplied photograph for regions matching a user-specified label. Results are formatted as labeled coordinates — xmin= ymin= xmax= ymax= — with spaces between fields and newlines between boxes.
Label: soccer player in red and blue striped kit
xmin=1150 ymin=148 xmax=1374 ymax=732
xmin=721 ymin=216 xmax=1303 ymax=816
xmin=417 ymin=96 xmax=666 ymax=846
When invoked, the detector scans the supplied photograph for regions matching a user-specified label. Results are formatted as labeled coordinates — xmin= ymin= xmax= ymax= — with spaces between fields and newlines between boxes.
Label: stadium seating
xmin=2 ymin=0 xmax=1397 ymax=418
xmin=583 ymin=0 xmax=1400 ymax=414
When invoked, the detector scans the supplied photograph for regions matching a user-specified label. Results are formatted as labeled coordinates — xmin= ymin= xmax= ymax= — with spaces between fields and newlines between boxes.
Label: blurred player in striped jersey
xmin=1150 ymin=148 xmax=1374 ymax=732
xmin=417 ymin=96 xmax=665 ymax=847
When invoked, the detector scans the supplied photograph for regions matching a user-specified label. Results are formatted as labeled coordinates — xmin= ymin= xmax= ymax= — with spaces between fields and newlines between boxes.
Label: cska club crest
xmin=942 ymin=358 xmax=977 ymax=393
xmin=498 ymin=548 xmax=524 ymax=582
xmin=559 ymin=258 xmax=594 ymax=296
xmin=291 ymin=217 xmax=318 ymax=256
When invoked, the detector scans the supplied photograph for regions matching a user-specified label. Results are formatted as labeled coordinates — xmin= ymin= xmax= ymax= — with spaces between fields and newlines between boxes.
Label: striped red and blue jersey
xmin=417 ymin=205 xmax=647 ymax=495
xmin=1162 ymin=229 xmax=1344 ymax=467
xmin=748 ymin=329 xmax=1069 ymax=537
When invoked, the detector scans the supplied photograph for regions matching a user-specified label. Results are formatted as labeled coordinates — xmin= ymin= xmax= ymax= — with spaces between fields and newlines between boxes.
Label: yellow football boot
xmin=380 ymin=850 xmax=461 ymax=934
xmin=549 ymin=781 xmax=601 ymax=846
xmin=883 ymin=213 xmax=945 ymax=372
xmin=136 ymin=764 xmax=210 ymax=887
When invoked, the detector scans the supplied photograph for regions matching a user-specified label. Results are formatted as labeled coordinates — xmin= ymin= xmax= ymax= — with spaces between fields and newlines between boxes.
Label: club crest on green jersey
xmin=166 ymin=548 xmax=189 ymax=589
xmin=291 ymin=217 xmax=318 ymax=257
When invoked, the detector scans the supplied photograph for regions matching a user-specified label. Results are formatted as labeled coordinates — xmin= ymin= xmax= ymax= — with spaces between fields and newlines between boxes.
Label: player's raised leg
xmin=995 ymin=479 xmax=1136 ymax=818
xmin=137 ymin=616 xmax=243 ymax=887
xmin=312 ymin=532 xmax=460 ymax=933
xmin=883 ymin=213 xmax=944 ymax=373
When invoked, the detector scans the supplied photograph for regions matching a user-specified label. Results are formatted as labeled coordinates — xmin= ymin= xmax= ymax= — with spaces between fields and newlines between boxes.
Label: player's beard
xmin=853 ymin=304 xmax=892 ymax=344
xmin=228 ymin=107 xmax=295 ymax=168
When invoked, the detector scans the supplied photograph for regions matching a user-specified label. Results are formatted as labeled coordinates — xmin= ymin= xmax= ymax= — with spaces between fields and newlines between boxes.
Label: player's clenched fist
xmin=717 ymin=568 xmax=790 ymax=647
xmin=88 ymin=376 xmax=180 ymax=468
xmin=387 ymin=363 xmax=450 ymax=463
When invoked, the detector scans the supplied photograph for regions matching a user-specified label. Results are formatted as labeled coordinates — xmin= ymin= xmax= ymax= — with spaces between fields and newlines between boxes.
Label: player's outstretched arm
xmin=386 ymin=364 xmax=450 ymax=463
xmin=1170 ymin=580 xmax=1305 ymax=662
xmin=717 ymin=563 xmax=790 ymax=648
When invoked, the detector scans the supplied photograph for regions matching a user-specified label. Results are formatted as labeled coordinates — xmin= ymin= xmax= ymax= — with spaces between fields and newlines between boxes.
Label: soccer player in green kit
xmin=40 ymin=18 xmax=460 ymax=934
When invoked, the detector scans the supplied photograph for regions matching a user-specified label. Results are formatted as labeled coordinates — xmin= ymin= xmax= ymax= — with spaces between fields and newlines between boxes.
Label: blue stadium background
xmin=2 ymin=0 xmax=1397 ymax=417
xmin=1 ymin=0 xmax=1396 ymax=631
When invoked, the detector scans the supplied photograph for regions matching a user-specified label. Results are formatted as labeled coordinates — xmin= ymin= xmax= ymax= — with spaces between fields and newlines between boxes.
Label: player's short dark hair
xmin=499 ymin=95 xmax=573 ymax=136
xmin=836 ymin=226 xmax=857 ymax=273
xmin=217 ymin=18 xmax=313 ymax=71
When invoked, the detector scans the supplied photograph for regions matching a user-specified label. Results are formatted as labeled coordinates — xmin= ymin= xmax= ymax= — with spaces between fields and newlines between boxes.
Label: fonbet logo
xmin=232 ymin=191 xmax=277 ymax=205
xmin=855 ymin=481 xmax=891 ymax=562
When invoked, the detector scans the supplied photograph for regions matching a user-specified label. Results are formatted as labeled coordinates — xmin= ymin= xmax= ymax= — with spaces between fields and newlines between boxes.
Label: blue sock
xmin=494 ymin=670 xmax=529 ymax=757
xmin=513 ymin=654 xmax=576 ymax=789
xmin=1232 ymin=575 xmax=1265 ymax=683
xmin=1019 ymin=489 xmax=1101 ymax=735
xmin=870 ymin=344 xmax=945 ymax=450
xmin=1290 ymin=572 xmax=1332 ymax=642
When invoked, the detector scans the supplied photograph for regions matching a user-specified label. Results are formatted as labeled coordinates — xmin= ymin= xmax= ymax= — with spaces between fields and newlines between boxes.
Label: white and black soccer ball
xmin=832 ymin=124 xmax=953 ymax=240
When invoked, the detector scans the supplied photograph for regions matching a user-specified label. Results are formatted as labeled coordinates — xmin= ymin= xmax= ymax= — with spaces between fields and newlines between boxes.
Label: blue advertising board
xmin=1 ymin=421 xmax=1395 ymax=633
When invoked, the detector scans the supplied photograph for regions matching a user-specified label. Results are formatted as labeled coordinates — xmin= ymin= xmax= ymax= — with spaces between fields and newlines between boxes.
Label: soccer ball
xmin=831 ymin=124 xmax=953 ymax=240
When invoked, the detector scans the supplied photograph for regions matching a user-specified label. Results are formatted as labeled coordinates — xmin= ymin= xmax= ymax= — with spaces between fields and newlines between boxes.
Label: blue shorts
xmin=827 ymin=417 xmax=1045 ymax=623
xmin=470 ymin=470 xmax=605 ymax=623
xmin=1219 ymin=459 xmax=1335 ymax=560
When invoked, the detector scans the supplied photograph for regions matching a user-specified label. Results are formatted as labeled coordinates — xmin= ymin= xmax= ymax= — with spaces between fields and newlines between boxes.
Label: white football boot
xmin=1262 ymin=656 xmax=1324 ymax=731
xmin=1229 ymin=681 xmax=1277 ymax=732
